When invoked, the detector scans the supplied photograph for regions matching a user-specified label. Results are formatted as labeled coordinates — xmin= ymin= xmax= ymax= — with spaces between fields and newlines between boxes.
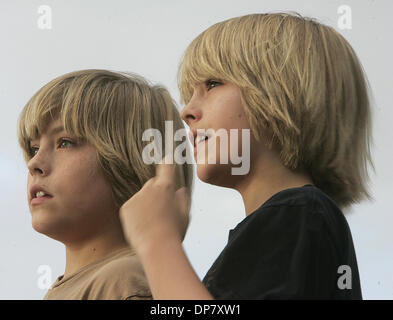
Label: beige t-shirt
xmin=44 ymin=247 xmax=152 ymax=300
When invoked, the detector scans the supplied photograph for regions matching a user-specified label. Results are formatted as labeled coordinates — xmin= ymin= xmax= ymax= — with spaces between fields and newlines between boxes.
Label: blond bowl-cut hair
xmin=178 ymin=12 xmax=375 ymax=211
xmin=18 ymin=69 xmax=194 ymax=209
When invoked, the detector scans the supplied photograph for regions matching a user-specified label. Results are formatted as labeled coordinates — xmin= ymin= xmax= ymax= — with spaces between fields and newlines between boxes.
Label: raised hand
xmin=119 ymin=154 xmax=191 ymax=255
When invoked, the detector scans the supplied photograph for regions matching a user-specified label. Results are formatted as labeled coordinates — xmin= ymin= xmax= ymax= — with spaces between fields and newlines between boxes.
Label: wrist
xmin=137 ymin=233 xmax=183 ymax=259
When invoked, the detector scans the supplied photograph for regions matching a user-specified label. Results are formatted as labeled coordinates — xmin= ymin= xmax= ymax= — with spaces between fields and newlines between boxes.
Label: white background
xmin=0 ymin=0 xmax=392 ymax=299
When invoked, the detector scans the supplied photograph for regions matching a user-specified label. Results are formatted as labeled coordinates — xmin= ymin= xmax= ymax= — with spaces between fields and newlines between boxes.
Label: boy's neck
xmin=235 ymin=158 xmax=313 ymax=217
xmin=63 ymin=226 xmax=130 ymax=278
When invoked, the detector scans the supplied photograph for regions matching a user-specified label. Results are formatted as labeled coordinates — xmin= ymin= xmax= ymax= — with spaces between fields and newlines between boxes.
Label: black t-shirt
xmin=202 ymin=184 xmax=362 ymax=299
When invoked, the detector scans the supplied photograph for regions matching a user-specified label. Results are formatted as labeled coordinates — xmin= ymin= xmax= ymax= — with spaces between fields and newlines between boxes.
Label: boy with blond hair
xmin=120 ymin=13 xmax=373 ymax=299
xmin=17 ymin=69 xmax=193 ymax=299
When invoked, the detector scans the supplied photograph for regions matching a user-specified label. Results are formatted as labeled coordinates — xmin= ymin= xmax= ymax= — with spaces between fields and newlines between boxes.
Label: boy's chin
xmin=31 ymin=216 xmax=56 ymax=238
xmin=31 ymin=213 xmax=67 ymax=240
xmin=196 ymin=163 xmax=234 ymax=188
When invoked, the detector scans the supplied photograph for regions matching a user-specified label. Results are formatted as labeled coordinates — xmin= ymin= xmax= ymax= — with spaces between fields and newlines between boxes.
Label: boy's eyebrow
xmin=29 ymin=125 xmax=66 ymax=143
xmin=49 ymin=126 xmax=64 ymax=134
xmin=48 ymin=125 xmax=66 ymax=135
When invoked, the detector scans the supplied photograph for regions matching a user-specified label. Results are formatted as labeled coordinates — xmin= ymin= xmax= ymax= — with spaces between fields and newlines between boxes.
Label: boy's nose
xmin=28 ymin=162 xmax=45 ymax=177
xmin=27 ymin=152 xmax=49 ymax=177
xmin=180 ymin=98 xmax=202 ymax=126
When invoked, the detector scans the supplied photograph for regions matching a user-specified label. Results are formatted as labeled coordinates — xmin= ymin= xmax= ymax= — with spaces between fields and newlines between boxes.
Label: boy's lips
xmin=193 ymin=136 xmax=211 ymax=156
xmin=31 ymin=195 xmax=53 ymax=206
xmin=29 ymin=184 xmax=53 ymax=201
xmin=189 ymin=128 xmax=210 ymax=149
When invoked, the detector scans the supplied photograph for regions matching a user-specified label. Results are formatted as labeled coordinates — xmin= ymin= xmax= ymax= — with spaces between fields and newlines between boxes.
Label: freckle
xmin=93 ymin=248 xmax=96 ymax=252
xmin=238 ymin=114 xmax=242 ymax=118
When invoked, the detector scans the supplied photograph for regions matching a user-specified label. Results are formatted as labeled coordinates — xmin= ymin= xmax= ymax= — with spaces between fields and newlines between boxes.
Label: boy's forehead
xmin=46 ymin=118 xmax=64 ymax=132
xmin=30 ymin=119 xmax=65 ymax=141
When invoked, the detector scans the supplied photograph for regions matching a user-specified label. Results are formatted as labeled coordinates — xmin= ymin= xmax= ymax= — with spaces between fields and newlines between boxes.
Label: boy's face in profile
xmin=26 ymin=118 xmax=118 ymax=242
xmin=181 ymin=81 xmax=261 ymax=187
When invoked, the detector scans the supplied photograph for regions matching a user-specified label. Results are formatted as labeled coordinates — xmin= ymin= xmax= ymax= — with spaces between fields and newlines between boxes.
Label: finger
xmin=155 ymin=152 xmax=176 ymax=182
xmin=156 ymin=153 xmax=187 ymax=192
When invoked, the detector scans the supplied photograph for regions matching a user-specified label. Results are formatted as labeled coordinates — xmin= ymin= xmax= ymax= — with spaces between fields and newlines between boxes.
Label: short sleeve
xmin=205 ymin=205 xmax=340 ymax=299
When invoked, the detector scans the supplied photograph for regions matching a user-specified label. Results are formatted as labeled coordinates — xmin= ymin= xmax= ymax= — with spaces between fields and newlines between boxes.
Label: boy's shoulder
xmin=229 ymin=184 xmax=354 ymax=256
xmin=203 ymin=184 xmax=362 ymax=299
xmin=93 ymin=247 xmax=143 ymax=277
xmin=44 ymin=247 xmax=152 ymax=300
xmin=87 ymin=248 xmax=152 ymax=299
xmin=260 ymin=184 xmax=339 ymax=213
xmin=261 ymin=184 xmax=350 ymax=240
xmin=232 ymin=184 xmax=344 ymax=233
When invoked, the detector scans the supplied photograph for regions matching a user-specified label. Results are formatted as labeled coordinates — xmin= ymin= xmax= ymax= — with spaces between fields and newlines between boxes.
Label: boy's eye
xmin=29 ymin=147 xmax=38 ymax=157
xmin=29 ymin=138 xmax=74 ymax=157
xmin=59 ymin=139 xmax=74 ymax=149
xmin=205 ymin=80 xmax=222 ymax=91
